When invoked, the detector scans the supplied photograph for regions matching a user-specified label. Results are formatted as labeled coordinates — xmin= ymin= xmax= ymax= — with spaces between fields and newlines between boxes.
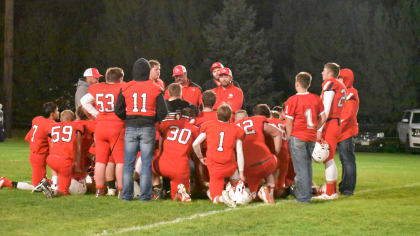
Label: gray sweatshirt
xmin=75 ymin=78 xmax=90 ymax=109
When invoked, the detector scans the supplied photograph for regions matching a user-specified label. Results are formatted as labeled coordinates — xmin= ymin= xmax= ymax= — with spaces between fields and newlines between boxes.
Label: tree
xmin=204 ymin=0 xmax=276 ymax=110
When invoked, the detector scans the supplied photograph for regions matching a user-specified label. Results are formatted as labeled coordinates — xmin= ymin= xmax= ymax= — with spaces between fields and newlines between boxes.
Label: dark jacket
xmin=165 ymin=98 xmax=199 ymax=117
xmin=115 ymin=58 xmax=168 ymax=127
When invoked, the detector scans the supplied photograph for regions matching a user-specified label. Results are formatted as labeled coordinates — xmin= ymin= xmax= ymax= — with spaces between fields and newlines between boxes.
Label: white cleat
xmin=258 ymin=186 xmax=275 ymax=205
xmin=176 ymin=184 xmax=191 ymax=202
xmin=312 ymin=193 xmax=338 ymax=200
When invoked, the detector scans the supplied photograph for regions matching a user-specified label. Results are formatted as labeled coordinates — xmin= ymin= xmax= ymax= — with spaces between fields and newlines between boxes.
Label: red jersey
xmin=200 ymin=120 xmax=244 ymax=166
xmin=321 ymin=78 xmax=347 ymax=119
xmin=48 ymin=121 xmax=84 ymax=159
xmin=25 ymin=116 xmax=56 ymax=154
xmin=164 ymin=81 xmax=202 ymax=108
xmin=212 ymin=83 xmax=244 ymax=112
xmin=267 ymin=117 xmax=288 ymax=149
xmin=123 ymin=80 xmax=164 ymax=117
xmin=160 ymin=119 xmax=199 ymax=158
xmin=195 ymin=111 xmax=218 ymax=126
xmin=153 ymin=78 xmax=165 ymax=91
xmin=285 ymin=92 xmax=324 ymax=142
xmin=339 ymin=87 xmax=359 ymax=141
xmin=87 ymin=82 xmax=126 ymax=121
xmin=74 ymin=119 xmax=96 ymax=157
xmin=235 ymin=116 xmax=272 ymax=168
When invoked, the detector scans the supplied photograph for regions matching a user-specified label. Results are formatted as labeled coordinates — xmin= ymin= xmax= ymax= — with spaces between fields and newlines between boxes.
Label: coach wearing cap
xmin=202 ymin=62 xmax=241 ymax=91
xmin=75 ymin=68 xmax=103 ymax=109
xmin=212 ymin=67 xmax=244 ymax=113
xmin=164 ymin=65 xmax=202 ymax=108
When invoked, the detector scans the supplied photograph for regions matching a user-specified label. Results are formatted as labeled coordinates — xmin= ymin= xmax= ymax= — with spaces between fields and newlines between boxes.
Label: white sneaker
xmin=312 ymin=193 xmax=338 ymax=200
xmin=176 ymin=184 xmax=191 ymax=202
xmin=222 ymin=190 xmax=236 ymax=208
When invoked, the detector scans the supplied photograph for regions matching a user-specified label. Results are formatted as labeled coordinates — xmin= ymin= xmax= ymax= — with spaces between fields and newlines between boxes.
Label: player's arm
xmin=80 ymin=93 xmax=99 ymax=118
xmin=156 ymin=93 xmax=168 ymax=122
xmin=264 ymin=123 xmax=282 ymax=155
xmin=73 ymin=131 xmax=82 ymax=173
xmin=230 ymin=89 xmax=244 ymax=112
xmin=115 ymin=88 xmax=126 ymax=120
xmin=317 ymin=112 xmax=327 ymax=130
xmin=318 ymin=91 xmax=335 ymax=132
xmin=340 ymin=95 xmax=357 ymax=125
xmin=285 ymin=118 xmax=293 ymax=141
xmin=192 ymin=133 xmax=207 ymax=165
xmin=235 ymin=139 xmax=245 ymax=181
xmin=24 ymin=127 xmax=33 ymax=142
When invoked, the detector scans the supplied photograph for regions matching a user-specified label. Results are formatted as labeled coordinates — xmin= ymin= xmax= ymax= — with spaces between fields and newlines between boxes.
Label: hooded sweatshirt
xmin=75 ymin=78 xmax=90 ymax=109
xmin=115 ymin=58 xmax=168 ymax=127
xmin=339 ymin=68 xmax=359 ymax=141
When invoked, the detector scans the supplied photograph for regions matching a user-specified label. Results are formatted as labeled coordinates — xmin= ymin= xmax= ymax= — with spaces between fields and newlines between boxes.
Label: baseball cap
xmin=210 ymin=62 xmax=224 ymax=72
xmin=83 ymin=68 xmax=103 ymax=78
xmin=172 ymin=65 xmax=187 ymax=77
xmin=219 ymin=67 xmax=232 ymax=77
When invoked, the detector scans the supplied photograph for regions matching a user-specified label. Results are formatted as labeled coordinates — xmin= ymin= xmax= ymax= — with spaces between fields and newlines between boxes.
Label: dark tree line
xmin=1 ymin=0 xmax=419 ymax=135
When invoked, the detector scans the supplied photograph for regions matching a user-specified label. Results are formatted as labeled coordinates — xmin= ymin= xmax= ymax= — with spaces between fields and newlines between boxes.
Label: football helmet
xmin=312 ymin=140 xmax=330 ymax=163
xmin=233 ymin=180 xmax=252 ymax=205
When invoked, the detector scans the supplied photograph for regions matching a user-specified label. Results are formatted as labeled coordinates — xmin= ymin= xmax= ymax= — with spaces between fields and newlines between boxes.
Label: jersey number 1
xmin=132 ymin=93 xmax=147 ymax=112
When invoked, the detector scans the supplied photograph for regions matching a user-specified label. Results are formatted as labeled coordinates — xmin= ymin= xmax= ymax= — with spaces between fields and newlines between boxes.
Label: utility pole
xmin=4 ymin=0 xmax=14 ymax=138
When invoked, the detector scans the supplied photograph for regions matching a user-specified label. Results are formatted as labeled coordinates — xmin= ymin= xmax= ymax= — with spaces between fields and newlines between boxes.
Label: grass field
xmin=1 ymin=138 xmax=420 ymax=235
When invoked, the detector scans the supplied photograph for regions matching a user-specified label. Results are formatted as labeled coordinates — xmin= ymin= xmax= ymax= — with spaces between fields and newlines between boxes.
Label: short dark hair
xmin=296 ymin=72 xmax=312 ymax=89
xmin=202 ymin=90 xmax=216 ymax=108
xmin=149 ymin=60 xmax=160 ymax=68
xmin=181 ymin=107 xmax=196 ymax=119
xmin=217 ymin=104 xmax=232 ymax=122
xmin=324 ymin=62 xmax=340 ymax=78
xmin=42 ymin=102 xmax=57 ymax=118
xmin=271 ymin=111 xmax=280 ymax=118
xmin=105 ymin=67 xmax=124 ymax=83
xmin=253 ymin=104 xmax=271 ymax=118
xmin=76 ymin=106 xmax=89 ymax=120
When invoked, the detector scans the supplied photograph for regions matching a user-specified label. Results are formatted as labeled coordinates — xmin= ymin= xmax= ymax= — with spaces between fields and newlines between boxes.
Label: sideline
xmin=93 ymin=182 xmax=420 ymax=235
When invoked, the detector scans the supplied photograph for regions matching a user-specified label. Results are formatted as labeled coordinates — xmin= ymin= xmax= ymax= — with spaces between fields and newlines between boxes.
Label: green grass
xmin=1 ymin=139 xmax=420 ymax=235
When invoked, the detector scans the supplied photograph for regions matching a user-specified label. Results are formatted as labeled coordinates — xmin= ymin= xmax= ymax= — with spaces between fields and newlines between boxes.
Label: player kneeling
xmin=152 ymin=108 xmax=199 ymax=202
xmin=193 ymin=104 xmax=245 ymax=208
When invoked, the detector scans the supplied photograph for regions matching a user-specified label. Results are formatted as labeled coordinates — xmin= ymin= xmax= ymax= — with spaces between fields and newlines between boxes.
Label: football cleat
xmin=312 ymin=193 xmax=338 ymax=200
xmin=312 ymin=140 xmax=330 ymax=163
xmin=95 ymin=188 xmax=105 ymax=198
xmin=176 ymin=184 xmax=191 ymax=202
xmin=117 ymin=190 xmax=122 ymax=199
xmin=315 ymin=184 xmax=326 ymax=196
xmin=39 ymin=179 xmax=53 ymax=199
xmin=152 ymin=185 xmax=163 ymax=200
xmin=33 ymin=178 xmax=50 ymax=193
xmin=221 ymin=190 xmax=236 ymax=208
xmin=107 ymin=188 xmax=116 ymax=196
xmin=0 ymin=176 xmax=12 ymax=189
xmin=258 ymin=186 xmax=275 ymax=205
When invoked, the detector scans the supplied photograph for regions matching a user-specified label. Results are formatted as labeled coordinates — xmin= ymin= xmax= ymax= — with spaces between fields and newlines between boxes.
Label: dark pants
xmin=337 ymin=137 xmax=357 ymax=195
xmin=0 ymin=124 xmax=4 ymax=142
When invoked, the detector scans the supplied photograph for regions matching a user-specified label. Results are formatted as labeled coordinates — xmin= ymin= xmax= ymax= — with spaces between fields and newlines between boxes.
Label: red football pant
xmin=207 ymin=163 xmax=237 ymax=201
xmin=153 ymin=154 xmax=190 ymax=200
xmin=322 ymin=119 xmax=342 ymax=163
xmin=46 ymin=155 xmax=73 ymax=195
xmin=29 ymin=153 xmax=48 ymax=186
xmin=95 ymin=121 xmax=125 ymax=164
xmin=245 ymin=155 xmax=277 ymax=193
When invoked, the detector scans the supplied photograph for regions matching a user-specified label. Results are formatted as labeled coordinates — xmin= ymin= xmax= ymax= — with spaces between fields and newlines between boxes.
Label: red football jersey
xmin=195 ymin=111 xmax=218 ymax=126
xmin=123 ymin=80 xmax=163 ymax=117
xmin=235 ymin=116 xmax=272 ymax=168
xmin=74 ymin=119 xmax=96 ymax=157
xmin=160 ymin=119 xmax=199 ymax=158
xmin=25 ymin=116 xmax=56 ymax=154
xmin=339 ymin=87 xmax=359 ymax=141
xmin=200 ymin=120 xmax=244 ymax=165
xmin=212 ymin=83 xmax=244 ymax=112
xmin=285 ymin=92 xmax=324 ymax=142
xmin=164 ymin=81 xmax=202 ymax=108
xmin=88 ymin=82 xmax=126 ymax=121
xmin=267 ymin=117 xmax=288 ymax=149
xmin=321 ymin=78 xmax=347 ymax=119
xmin=48 ymin=121 xmax=84 ymax=159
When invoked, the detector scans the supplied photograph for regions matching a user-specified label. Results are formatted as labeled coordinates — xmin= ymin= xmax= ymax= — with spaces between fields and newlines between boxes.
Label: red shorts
xmin=322 ymin=119 xmax=342 ymax=163
xmin=29 ymin=153 xmax=48 ymax=186
xmin=244 ymin=154 xmax=277 ymax=193
xmin=95 ymin=121 xmax=125 ymax=164
xmin=207 ymin=161 xmax=237 ymax=201
xmin=153 ymin=153 xmax=190 ymax=200
xmin=46 ymin=154 xmax=73 ymax=195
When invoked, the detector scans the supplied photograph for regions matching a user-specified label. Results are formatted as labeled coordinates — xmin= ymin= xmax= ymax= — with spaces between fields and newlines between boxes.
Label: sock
xmin=107 ymin=181 xmax=116 ymax=189
xmin=326 ymin=182 xmax=337 ymax=195
xmin=17 ymin=182 xmax=34 ymax=191
xmin=96 ymin=185 xmax=104 ymax=190
xmin=52 ymin=176 xmax=58 ymax=186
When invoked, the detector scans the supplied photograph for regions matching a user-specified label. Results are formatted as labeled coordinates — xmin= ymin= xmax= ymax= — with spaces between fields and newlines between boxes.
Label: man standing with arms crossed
xmin=115 ymin=58 xmax=168 ymax=201
xmin=75 ymin=68 xmax=102 ymax=109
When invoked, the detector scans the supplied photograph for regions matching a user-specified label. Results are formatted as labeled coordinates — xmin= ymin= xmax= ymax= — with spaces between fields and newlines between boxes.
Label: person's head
xmin=339 ymin=68 xmax=354 ymax=89
xmin=322 ymin=62 xmax=340 ymax=81
xmin=83 ymin=68 xmax=103 ymax=85
xmin=172 ymin=65 xmax=188 ymax=86
xmin=271 ymin=111 xmax=280 ymax=118
xmin=217 ymin=104 xmax=232 ymax=122
xmin=42 ymin=102 xmax=59 ymax=120
xmin=132 ymin=58 xmax=151 ymax=81
xmin=76 ymin=106 xmax=89 ymax=120
xmin=210 ymin=62 xmax=224 ymax=80
xmin=253 ymin=104 xmax=271 ymax=118
xmin=272 ymin=105 xmax=284 ymax=119
xmin=181 ymin=107 xmax=196 ymax=120
xmin=60 ymin=110 xmax=75 ymax=122
xmin=295 ymin=72 xmax=312 ymax=91
xmin=105 ymin=67 xmax=124 ymax=83
xmin=149 ymin=60 xmax=161 ymax=81
xmin=168 ymin=83 xmax=182 ymax=98
xmin=235 ymin=110 xmax=248 ymax=121
xmin=202 ymin=90 xmax=216 ymax=108
xmin=218 ymin=68 xmax=233 ymax=88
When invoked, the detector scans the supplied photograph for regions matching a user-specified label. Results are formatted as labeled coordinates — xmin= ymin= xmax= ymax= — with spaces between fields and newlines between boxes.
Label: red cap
xmin=172 ymin=65 xmax=187 ymax=77
xmin=219 ymin=67 xmax=232 ymax=77
xmin=83 ymin=68 xmax=103 ymax=78
xmin=210 ymin=62 xmax=224 ymax=72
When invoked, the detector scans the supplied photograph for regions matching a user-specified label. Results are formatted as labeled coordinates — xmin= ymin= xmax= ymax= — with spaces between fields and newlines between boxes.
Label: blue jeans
xmin=337 ymin=136 xmax=356 ymax=195
xmin=289 ymin=136 xmax=315 ymax=203
xmin=122 ymin=126 xmax=156 ymax=201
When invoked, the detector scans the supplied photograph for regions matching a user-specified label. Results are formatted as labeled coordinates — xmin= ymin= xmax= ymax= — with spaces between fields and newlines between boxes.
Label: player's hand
xmin=316 ymin=131 xmax=322 ymax=141
xmin=199 ymin=157 xmax=207 ymax=166
xmin=239 ymin=171 xmax=245 ymax=182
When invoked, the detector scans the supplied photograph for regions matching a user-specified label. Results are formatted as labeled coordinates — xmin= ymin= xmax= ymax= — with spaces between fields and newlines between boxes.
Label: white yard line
xmin=93 ymin=182 xmax=420 ymax=236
